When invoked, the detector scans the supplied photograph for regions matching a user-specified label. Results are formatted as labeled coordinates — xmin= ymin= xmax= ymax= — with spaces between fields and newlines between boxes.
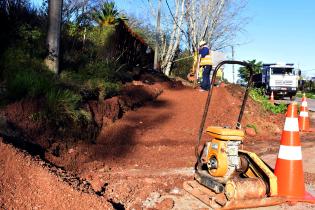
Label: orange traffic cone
xmin=270 ymin=91 xmax=274 ymax=104
xmin=274 ymin=102 xmax=315 ymax=202
xmin=299 ymin=93 xmax=310 ymax=132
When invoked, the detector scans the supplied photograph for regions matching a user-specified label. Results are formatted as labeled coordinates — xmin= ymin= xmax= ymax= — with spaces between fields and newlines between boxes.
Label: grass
xmin=249 ymin=88 xmax=287 ymax=114
xmin=60 ymin=60 xmax=124 ymax=100
xmin=45 ymin=89 xmax=82 ymax=126
xmin=3 ymin=49 xmax=55 ymax=100
xmin=296 ymin=91 xmax=315 ymax=99
xmin=1 ymin=48 xmax=122 ymax=135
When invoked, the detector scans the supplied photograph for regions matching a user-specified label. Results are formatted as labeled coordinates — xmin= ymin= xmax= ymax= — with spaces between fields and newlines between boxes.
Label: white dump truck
xmin=253 ymin=62 xmax=300 ymax=99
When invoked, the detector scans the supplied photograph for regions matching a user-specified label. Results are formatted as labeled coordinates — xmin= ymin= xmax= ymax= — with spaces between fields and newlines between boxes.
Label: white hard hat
xmin=199 ymin=40 xmax=207 ymax=47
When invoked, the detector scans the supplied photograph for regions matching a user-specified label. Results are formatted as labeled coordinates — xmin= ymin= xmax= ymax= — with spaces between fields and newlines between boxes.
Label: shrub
xmin=3 ymin=48 xmax=55 ymax=100
xmin=172 ymin=50 xmax=193 ymax=79
xmin=78 ymin=60 xmax=126 ymax=82
xmin=1 ymin=48 xmax=91 ymax=131
xmin=45 ymin=88 xmax=82 ymax=126
xmin=17 ymin=23 xmax=46 ymax=58
xmin=82 ymin=78 xmax=122 ymax=99
xmin=60 ymin=61 xmax=123 ymax=100
xmin=103 ymin=82 xmax=122 ymax=99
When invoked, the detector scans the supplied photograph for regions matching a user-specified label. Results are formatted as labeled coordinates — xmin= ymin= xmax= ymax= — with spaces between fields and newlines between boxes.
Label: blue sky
xmin=31 ymin=0 xmax=315 ymax=81
xmin=115 ymin=0 xmax=315 ymax=81
xmin=233 ymin=1 xmax=315 ymax=77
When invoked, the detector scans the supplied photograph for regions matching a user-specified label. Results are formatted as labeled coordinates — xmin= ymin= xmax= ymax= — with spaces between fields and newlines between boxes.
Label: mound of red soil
xmin=0 ymin=79 xmax=286 ymax=208
xmin=0 ymin=83 xmax=163 ymax=146
xmin=40 ymin=83 xmax=284 ymax=207
xmin=0 ymin=138 xmax=112 ymax=210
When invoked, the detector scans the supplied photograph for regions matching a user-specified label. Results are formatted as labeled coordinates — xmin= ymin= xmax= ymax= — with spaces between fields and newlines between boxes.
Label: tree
xmin=150 ymin=0 xmax=186 ymax=76
xmin=153 ymin=0 xmax=161 ymax=71
xmin=126 ymin=14 xmax=155 ymax=47
xmin=185 ymin=0 xmax=247 ymax=53
xmin=238 ymin=59 xmax=262 ymax=82
xmin=145 ymin=0 xmax=246 ymax=76
xmin=45 ymin=0 xmax=63 ymax=74
xmin=93 ymin=1 xmax=127 ymax=27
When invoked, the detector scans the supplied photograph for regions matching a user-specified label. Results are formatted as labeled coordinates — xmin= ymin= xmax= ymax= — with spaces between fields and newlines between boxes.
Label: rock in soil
xmin=245 ymin=127 xmax=256 ymax=136
xmin=154 ymin=198 xmax=175 ymax=210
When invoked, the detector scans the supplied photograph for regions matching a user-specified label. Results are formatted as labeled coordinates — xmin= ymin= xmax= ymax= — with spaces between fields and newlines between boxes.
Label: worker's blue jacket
xmin=199 ymin=45 xmax=210 ymax=58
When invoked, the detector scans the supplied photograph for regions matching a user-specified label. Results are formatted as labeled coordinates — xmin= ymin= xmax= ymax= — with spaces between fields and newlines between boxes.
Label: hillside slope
xmin=0 ymin=81 xmax=289 ymax=209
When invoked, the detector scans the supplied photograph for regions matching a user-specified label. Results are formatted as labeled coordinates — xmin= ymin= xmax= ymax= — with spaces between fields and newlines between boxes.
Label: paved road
xmin=275 ymin=97 xmax=315 ymax=112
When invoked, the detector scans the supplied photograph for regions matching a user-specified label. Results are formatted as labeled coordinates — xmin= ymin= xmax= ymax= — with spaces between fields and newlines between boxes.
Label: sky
xmin=118 ymin=0 xmax=315 ymax=82
xmin=231 ymin=1 xmax=315 ymax=80
xmin=31 ymin=0 xmax=315 ymax=82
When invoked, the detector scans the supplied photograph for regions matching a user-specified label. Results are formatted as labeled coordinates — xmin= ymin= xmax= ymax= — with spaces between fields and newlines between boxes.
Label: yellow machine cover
xmin=206 ymin=126 xmax=244 ymax=141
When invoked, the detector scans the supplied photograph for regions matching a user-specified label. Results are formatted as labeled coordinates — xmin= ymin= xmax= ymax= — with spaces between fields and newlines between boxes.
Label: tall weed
xmin=45 ymin=89 xmax=81 ymax=126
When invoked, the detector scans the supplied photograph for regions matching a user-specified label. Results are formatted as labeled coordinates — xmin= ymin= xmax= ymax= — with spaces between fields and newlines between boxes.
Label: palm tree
xmin=45 ymin=0 xmax=63 ymax=74
xmin=93 ymin=1 xmax=126 ymax=27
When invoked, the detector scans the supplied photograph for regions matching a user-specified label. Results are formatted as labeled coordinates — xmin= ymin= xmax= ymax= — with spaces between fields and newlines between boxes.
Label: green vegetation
xmin=0 ymin=1 xmax=134 ymax=139
xmin=246 ymin=124 xmax=257 ymax=133
xmin=296 ymin=91 xmax=315 ymax=99
xmin=249 ymin=88 xmax=287 ymax=114
xmin=1 ymin=45 xmax=127 ymax=130
xmin=171 ymin=50 xmax=193 ymax=79
xmin=93 ymin=1 xmax=127 ymax=27
xmin=1 ymin=48 xmax=91 ymax=127
xmin=238 ymin=60 xmax=262 ymax=82
xmin=3 ymin=49 xmax=53 ymax=99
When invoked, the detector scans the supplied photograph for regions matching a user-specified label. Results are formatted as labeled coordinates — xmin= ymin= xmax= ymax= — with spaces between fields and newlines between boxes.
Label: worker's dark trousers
xmin=201 ymin=65 xmax=212 ymax=90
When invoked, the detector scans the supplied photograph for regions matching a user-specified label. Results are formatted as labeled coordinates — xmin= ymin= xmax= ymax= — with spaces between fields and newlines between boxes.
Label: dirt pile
xmin=0 ymin=79 xmax=289 ymax=209
xmin=220 ymin=84 xmax=285 ymax=138
xmin=0 ymin=138 xmax=112 ymax=210
xmin=38 ymin=83 xmax=285 ymax=208
xmin=0 ymin=82 xmax=163 ymax=148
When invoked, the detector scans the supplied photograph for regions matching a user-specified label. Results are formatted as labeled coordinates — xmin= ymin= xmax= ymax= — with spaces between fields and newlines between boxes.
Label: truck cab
xmin=261 ymin=63 xmax=299 ymax=99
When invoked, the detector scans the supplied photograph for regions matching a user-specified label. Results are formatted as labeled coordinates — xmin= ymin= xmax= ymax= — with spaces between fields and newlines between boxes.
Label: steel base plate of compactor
xmin=183 ymin=180 xmax=287 ymax=209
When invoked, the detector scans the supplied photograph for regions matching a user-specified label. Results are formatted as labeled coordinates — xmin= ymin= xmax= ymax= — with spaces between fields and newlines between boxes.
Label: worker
xmin=198 ymin=40 xmax=212 ymax=91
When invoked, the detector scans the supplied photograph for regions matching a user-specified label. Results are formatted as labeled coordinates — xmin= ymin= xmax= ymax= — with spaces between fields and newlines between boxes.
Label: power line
xmin=165 ymin=0 xmax=196 ymax=48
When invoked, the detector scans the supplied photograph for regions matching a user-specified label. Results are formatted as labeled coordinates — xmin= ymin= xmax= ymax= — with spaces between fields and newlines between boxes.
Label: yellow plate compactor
xmin=183 ymin=61 xmax=287 ymax=209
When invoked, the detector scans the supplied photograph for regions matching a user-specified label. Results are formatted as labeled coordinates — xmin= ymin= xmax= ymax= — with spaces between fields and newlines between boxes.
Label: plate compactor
xmin=184 ymin=61 xmax=286 ymax=209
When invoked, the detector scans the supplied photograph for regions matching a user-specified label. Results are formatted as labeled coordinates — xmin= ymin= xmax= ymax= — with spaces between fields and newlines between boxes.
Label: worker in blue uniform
xmin=198 ymin=40 xmax=212 ymax=91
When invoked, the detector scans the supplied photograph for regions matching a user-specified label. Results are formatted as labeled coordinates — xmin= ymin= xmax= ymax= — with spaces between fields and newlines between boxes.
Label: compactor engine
xmin=184 ymin=61 xmax=282 ymax=209
xmin=200 ymin=127 xmax=243 ymax=180
xmin=194 ymin=126 xmax=272 ymax=201
xmin=184 ymin=60 xmax=315 ymax=209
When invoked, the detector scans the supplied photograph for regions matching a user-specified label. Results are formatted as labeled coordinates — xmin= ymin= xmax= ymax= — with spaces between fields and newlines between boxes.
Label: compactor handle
xmin=195 ymin=60 xmax=254 ymax=160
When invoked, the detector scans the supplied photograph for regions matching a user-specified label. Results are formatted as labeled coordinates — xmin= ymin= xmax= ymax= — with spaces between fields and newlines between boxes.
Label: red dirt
xmin=0 ymin=138 xmax=112 ymax=210
xmin=0 ymin=79 xmax=304 ymax=209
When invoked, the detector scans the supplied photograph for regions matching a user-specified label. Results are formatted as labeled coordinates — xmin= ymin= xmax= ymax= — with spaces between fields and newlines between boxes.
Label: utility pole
xmin=154 ymin=0 xmax=162 ymax=71
xmin=231 ymin=45 xmax=235 ymax=83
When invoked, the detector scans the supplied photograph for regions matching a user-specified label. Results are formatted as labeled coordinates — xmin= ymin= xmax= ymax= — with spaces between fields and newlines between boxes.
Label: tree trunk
xmin=154 ymin=0 xmax=162 ymax=71
xmin=45 ymin=0 xmax=63 ymax=74
xmin=164 ymin=61 xmax=173 ymax=76
xmin=160 ymin=0 xmax=185 ymax=75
